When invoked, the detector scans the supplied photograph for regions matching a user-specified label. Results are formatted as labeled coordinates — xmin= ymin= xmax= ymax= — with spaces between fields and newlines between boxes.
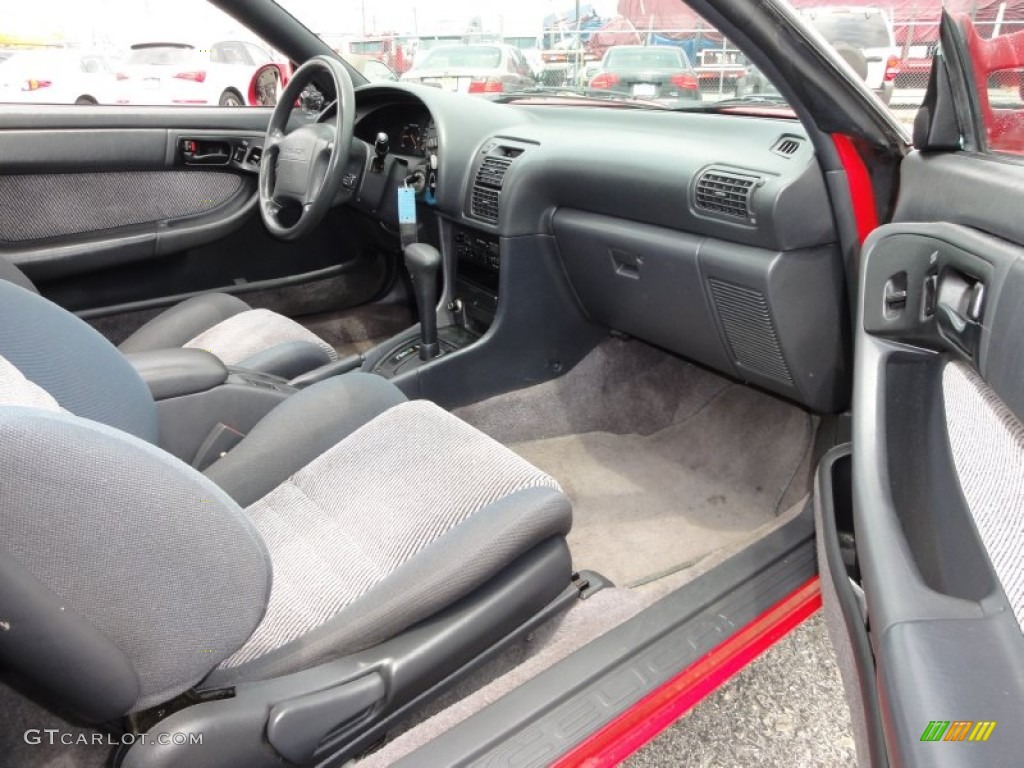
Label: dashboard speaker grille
xmin=709 ymin=278 xmax=793 ymax=385
xmin=693 ymin=169 xmax=758 ymax=221
xmin=470 ymin=155 xmax=514 ymax=223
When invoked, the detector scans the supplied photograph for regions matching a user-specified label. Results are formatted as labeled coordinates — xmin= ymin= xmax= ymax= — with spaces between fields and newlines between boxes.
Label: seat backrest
xmin=0 ymin=350 xmax=273 ymax=721
xmin=0 ymin=280 xmax=157 ymax=442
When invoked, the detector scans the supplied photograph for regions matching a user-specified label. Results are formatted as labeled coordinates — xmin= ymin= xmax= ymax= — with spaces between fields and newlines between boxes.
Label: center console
xmin=451 ymin=226 xmax=500 ymax=335
xmin=368 ymin=224 xmax=500 ymax=379
xmin=125 ymin=348 xmax=295 ymax=467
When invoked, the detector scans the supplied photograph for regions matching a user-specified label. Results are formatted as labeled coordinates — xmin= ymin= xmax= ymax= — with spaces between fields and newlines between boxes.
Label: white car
xmin=0 ymin=49 xmax=118 ymax=105
xmin=401 ymin=44 xmax=536 ymax=95
xmin=800 ymin=7 xmax=900 ymax=104
xmin=117 ymin=41 xmax=275 ymax=106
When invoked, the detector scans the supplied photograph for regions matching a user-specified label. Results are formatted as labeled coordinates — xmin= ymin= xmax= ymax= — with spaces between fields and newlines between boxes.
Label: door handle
xmin=180 ymin=138 xmax=231 ymax=165
xmin=935 ymin=269 xmax=984 ymax=356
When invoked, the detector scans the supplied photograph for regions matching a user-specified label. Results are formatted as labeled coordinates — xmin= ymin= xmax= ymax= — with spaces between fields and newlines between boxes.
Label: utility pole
xmin=575 ymin=0 xmax=581 ymax=83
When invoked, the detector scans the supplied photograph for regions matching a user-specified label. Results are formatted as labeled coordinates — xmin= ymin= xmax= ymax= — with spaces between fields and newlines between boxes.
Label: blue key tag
xmin=398 ymin=185 xmax=417 ymax=248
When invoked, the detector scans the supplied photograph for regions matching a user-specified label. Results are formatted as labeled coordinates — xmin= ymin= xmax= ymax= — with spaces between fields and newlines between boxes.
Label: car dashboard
xmin=347 ymin=82 xmax=848 ymax=413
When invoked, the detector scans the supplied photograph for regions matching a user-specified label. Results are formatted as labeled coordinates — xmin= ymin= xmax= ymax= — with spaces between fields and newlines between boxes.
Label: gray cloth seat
xmin=0 ymin=280 xmax=573 ymax=724
xmin=0 ymin=256 xmax=340 ymax=378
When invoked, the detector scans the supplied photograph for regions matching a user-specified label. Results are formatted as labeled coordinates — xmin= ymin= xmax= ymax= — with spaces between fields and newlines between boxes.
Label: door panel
xmin=852 ymin=222 xmax=1024 ymax=767
xmin=41 ymin=207 xmax=389 ymax=314
xmin=0 ymin=110 xmax=270 ymax=282
xmin=824 ymin=12 xmax=1024 ymax=765
xmin=0 ymin=106 xmax=390 ymax=314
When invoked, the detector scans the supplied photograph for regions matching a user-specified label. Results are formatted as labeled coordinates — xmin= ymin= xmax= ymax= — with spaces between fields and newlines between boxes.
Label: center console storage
xmin=125 ymin=348 xmax=296 ymax=466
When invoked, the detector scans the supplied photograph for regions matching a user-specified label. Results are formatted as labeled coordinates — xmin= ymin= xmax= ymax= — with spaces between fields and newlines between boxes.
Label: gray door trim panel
xmin=0 ymin=114 xmax=271 ymax=275
xmin=1 ymin=187 xmax=258 ymax=280
xmin=0 ymin=105 xmax=275 ymax=132
xmin=895 ymin=151 xmax=1024 ymax=247
xmin=75 ymin=262 xmax=350 ymax=319
xmin=854 ymin=221 xmax=1024 ymax=767
xmin=0 ymin=129 xmax=168 ymax=171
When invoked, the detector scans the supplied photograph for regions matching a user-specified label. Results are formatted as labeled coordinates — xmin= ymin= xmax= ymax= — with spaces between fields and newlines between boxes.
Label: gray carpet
xmin=298 ymin=303 xmax=414 ymax=358
xmin=624 ymin=612 xmax=857 ymax=768
xmin=454 ymin=336 xmax=732 ymax=444
xmin=0 ymin=684 xmax=112 ymax=768
xmin=458 ymin=337 xmax=815 ymax=586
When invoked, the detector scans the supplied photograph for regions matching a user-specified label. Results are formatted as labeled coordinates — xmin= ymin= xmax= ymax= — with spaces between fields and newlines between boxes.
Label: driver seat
xmin=0 ymin=256 xmax=341 ymax=379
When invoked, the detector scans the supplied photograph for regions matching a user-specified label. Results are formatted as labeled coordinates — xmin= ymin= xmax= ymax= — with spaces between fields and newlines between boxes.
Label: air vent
xmin=709 ymin=278 xmax=793 ymax=385
xmin=470 ymin=155 xmax=514 ymax=224
xmin=771 ymin=136 xmax=802 ymax=157
xmin=693 ymin=169 xmax=760 ymax=223
xmin=471 ymin=187 xmax=500 ymax=223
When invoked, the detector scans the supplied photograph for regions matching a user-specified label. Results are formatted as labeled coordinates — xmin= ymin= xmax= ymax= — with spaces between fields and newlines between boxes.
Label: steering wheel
xmin=259 ymin=56 xmax=356 ymax=241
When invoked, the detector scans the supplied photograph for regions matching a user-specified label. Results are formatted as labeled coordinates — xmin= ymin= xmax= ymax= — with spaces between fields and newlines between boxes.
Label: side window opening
xmin=960 ymin=16 xmax=1024 ymax=154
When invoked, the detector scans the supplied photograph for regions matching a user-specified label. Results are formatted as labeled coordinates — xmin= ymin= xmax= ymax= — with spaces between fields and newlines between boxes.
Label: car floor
xmin=0 ymin=684 xmax=112 ymax=768
xmin=454 ymin=336 xmax=817 ymax=586
xmin=356 ymin=339 xmax=823 ymax=764
xmin=354 ymin=500 xmax=818 ymax=767
xmin=297 ymin=302 xmax=414 ymax=358
xmin=16 ymin=332 xmax=828 ymax=767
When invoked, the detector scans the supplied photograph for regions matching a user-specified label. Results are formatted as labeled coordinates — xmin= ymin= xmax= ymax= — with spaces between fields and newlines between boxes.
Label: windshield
xmin=604 ymin=47 xmax=686 ymax=69
xmin=0 ymin=0 xmax=936 ymax=128
xmin=803 ymin=12 xmax=892 ymax=49
xmin=124 ymin=45 xmax=195 ymax=66
xmin=276 ymin=0 xmax=787 ymax=110
xmin=416 ymin=46 xmax=503 ymax=70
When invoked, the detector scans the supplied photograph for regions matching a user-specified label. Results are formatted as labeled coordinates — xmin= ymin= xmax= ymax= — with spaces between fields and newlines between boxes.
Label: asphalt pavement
xmin=624 ymin=611 xmax=858 ymax=768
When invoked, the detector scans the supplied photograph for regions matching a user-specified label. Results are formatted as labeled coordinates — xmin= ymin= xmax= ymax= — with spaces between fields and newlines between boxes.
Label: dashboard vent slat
xmin=470 ymin=154 xmax=516 ymax=224
xmin=693 ymin=169 xmax=760 ymax=222
xmin=471 ymin=187 xmax=500 ymax=223
xmin=771 ymin=137 xmax=802 ymax=157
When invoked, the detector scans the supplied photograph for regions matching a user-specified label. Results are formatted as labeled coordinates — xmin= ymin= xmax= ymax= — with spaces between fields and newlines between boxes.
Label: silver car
xmin=401 ymin=44 xmax=536 ymax=95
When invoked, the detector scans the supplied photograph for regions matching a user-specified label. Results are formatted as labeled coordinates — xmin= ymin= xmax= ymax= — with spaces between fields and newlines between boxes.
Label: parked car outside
xmin=800 ymin=6 xmax=900 ymax=105
xmin=116 ymin=40 xmax=275 ymax=106
xmin=401 ymin=44 xmax=536 ymax=95
xmin=0 ymin=49 xmax=117 ymax=105
xmin=587 ymin=44 xmax=700 ymax=102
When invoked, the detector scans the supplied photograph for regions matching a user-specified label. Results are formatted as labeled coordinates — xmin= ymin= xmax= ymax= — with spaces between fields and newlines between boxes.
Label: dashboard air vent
xmin=771 ymin=136 xmax=802 ymax=157
xmin=693 ymin=169 xmax=760 ymax=223
xmin=471 ymin=154 xmax=515 ymax=224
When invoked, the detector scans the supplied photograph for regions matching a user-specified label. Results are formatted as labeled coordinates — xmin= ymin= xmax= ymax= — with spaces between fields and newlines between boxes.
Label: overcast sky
xmin=0 ymin=0 xmax=622 ymax=45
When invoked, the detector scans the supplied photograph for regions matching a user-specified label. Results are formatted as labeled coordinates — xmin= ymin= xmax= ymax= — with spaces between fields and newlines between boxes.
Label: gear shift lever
xmin=404 ymin=243 xmax=442 ymax=361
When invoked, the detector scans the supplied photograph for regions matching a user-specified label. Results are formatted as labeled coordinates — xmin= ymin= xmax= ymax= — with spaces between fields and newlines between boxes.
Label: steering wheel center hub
xmin=258 ymin=56 xmax=356 ymax=241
